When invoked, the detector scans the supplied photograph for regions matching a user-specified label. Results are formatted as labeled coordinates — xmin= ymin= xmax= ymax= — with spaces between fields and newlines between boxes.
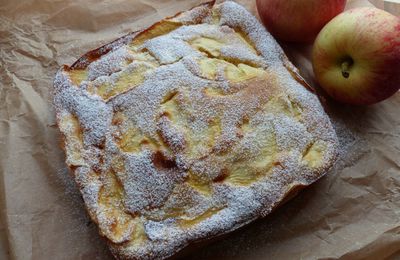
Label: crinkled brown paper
xmin=1 ymin=0 xmax=400 ymax=259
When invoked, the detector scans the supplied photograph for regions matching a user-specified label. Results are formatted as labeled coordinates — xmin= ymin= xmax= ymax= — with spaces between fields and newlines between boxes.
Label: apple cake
xmin=53 ymin=1 xmax=338 ymax=259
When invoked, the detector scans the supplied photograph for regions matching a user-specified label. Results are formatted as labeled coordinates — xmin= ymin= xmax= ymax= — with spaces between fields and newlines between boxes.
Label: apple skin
xmin=312 ymin=7 xmax=400 ymax=105
xmin=256 ymin=0 xmax=346 ymax=43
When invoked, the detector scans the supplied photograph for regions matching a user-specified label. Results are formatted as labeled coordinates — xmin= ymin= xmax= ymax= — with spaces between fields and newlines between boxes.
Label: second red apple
xmin=256 ymin=0 xmax=347 ymax=43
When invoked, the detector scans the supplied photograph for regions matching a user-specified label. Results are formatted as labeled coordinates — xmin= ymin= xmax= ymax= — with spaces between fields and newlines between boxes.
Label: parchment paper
xmin=1 ymin=0 xmax=400 ymax=259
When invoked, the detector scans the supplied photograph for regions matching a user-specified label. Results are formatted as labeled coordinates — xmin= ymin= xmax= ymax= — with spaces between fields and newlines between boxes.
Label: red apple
xmin=256 ymin=0 xmax=347 ymax=43
xmin=312 ymin=7 xmax=400 ymax=105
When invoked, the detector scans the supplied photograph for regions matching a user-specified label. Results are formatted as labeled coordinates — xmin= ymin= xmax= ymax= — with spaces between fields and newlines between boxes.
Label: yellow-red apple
xmin=256 ymin=0 xmax=346 ymax=43
xmin=313 ymin=7 xmax=400 ymax=105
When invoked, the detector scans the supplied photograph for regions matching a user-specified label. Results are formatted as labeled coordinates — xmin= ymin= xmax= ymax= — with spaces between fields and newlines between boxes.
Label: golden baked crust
xmin=53 ymin=1 xmax=338 ymax=259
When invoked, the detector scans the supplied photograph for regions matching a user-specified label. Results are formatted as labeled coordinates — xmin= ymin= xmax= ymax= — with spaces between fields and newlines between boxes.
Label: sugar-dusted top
xmin=53 ymin=1 xmax=338 ymax=259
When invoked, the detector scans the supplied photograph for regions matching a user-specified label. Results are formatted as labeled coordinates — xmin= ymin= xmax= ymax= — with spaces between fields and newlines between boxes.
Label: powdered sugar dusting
xmin=217 ymin=1 xmax=284 ymax=66
xmin=54 ymin=71 xmax=112 ymax=146
xmin=87 ymin=46 xmax=134 ymax=81
xmin=122 ymin=151 xmax=186 ymax=214
xmin=53 ymin=2 xmax=338 ymax=259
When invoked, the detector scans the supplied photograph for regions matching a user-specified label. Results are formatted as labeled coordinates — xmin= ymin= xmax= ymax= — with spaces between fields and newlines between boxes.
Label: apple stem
xmin=341 ymin=60 xmax=352 ymax=79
